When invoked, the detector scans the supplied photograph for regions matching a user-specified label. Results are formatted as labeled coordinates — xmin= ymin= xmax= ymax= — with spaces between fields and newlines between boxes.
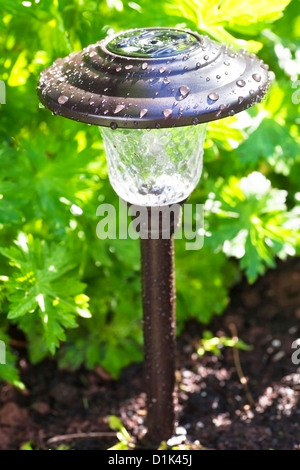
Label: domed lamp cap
xmin=38 ymin=27 xmax=272 ymax=129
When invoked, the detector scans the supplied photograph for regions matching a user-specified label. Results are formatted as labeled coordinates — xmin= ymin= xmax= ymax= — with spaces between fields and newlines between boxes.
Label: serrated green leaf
xmin=1 ymin=234 xmax=90 ymax=354
xmin=7 ymin=296 xmax=37 ymax=319
xmin=237 ymin=118 xmax=300 ymax=174
xmin=208 ymin=172 xmax=298 ymax=282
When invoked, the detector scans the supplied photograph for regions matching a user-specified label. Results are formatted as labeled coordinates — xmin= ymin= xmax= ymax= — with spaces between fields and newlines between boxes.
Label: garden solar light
xmin=38 ymin=27 xmax=272 ymax=445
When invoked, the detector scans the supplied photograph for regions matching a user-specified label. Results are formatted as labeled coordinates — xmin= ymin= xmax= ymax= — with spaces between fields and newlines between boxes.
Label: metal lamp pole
xmin=142 ymin=230 xmax=176 ymax=441
xmin=139 ymin=205 xmax=180 ymax=443
xmin=38 ymin=27 xmax=272 ymax=445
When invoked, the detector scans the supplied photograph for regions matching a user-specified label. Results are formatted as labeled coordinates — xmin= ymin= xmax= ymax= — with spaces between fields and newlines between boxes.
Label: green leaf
xmin=212 ymin=0 xmax=292 ymax=29
xmin=237 ymin=118 xmax=300 ymax=175
xmin=0 ymin=325 xmax=25 ymax=388
xmin=208 ymin=172 xmax=298 ymax=282
xmin=107 ymin=415 xmax=132 ymax=450
xmin=20 ymin=442 xmax=34 ymax=450
xmin=176 ymin=243 xmax=238 ymax=325
xmin=8 ymin=296 xmax=38 ymax=320
xmin=0 ymin=234 xmax=91 ymax=355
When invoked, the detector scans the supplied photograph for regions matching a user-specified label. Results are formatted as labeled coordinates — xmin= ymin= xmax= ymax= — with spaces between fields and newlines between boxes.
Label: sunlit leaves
xmin=206 ymin=116 xmax=246 ymax=152
xmin=237 ymin=118 xmax=300 ymax=174
xmin=7 ymin=51 xmax=30 ymax=86
xmin=0 ymin=126 xmax=104 ymax=232
xmin=176 ymin=243 xmax=238 ymax=324
xmin=211 ymin=0 xmax=292 ymax=29
xmin=208 ymin=172 xmax=298 ymax=282
xmin=58 ymin=238 xmax=143 ymax=377
xmin=0 ymin=234 xmax=91 ymax=354
xmin=165 ymin=0 xmax=292 ymax=50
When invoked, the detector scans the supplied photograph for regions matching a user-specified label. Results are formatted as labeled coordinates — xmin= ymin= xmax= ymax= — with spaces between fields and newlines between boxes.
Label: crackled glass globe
xmin=101 ymin=125 xmax=206 ymax=206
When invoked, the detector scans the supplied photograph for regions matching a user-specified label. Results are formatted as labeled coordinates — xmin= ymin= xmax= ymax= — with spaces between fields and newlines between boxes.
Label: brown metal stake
xmin=139 ymin=206 xmax=179 ymax=445
xmin=141 ymin=236 xmax=176 ymax=444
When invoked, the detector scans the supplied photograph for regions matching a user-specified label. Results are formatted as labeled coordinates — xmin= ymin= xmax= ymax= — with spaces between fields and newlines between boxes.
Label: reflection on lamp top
xmin=106 ymin=29 xmax=200 ymax=58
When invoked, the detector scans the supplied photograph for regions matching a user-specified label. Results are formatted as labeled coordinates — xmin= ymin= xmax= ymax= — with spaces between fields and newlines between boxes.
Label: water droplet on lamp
xmin=252 ymin=73 xmax=261 ymax=82
xmin=208 ymin=92 xmax=219 ymax=102
xmin=58 ymin=95 xmax=69 ymax=104
xmin=163 ymin=77 xmax=170 ymax=84
xmin=113 ymin=104 xmax=125 ymax=114
xmin=142 ymin=62 xmax=148 ymax=70
xmin=159 ymin=66 xmax=166 ymax=73
xmin=238 ymin=96 xmax=244 ymax=104
xmin=179 ymin=85 xmax=190 ymax=98
xmin=162 ymin=109 xmax=172 ymax=118
xmin=139 ymin=108 xmax=148 ymax=118
xmin=125 ymin=64 xmax=133 ymax=70
xmin=110 ymin=122 xmax=118 ymax=130
xmin=236 ymin=79 xmax=246 ymax=87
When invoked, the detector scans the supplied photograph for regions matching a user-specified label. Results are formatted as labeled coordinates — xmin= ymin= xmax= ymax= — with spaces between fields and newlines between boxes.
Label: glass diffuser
xmin=101 ymin=124 xmax=206 ymax=206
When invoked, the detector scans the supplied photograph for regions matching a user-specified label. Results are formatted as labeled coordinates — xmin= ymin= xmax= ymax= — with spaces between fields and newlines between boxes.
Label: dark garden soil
xmin=0 ymin=257 xmax=300 ymax=450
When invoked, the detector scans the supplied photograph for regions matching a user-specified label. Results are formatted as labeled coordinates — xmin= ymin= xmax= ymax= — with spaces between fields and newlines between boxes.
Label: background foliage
xmin=0 ymin=0 xmax=299 ymax=386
